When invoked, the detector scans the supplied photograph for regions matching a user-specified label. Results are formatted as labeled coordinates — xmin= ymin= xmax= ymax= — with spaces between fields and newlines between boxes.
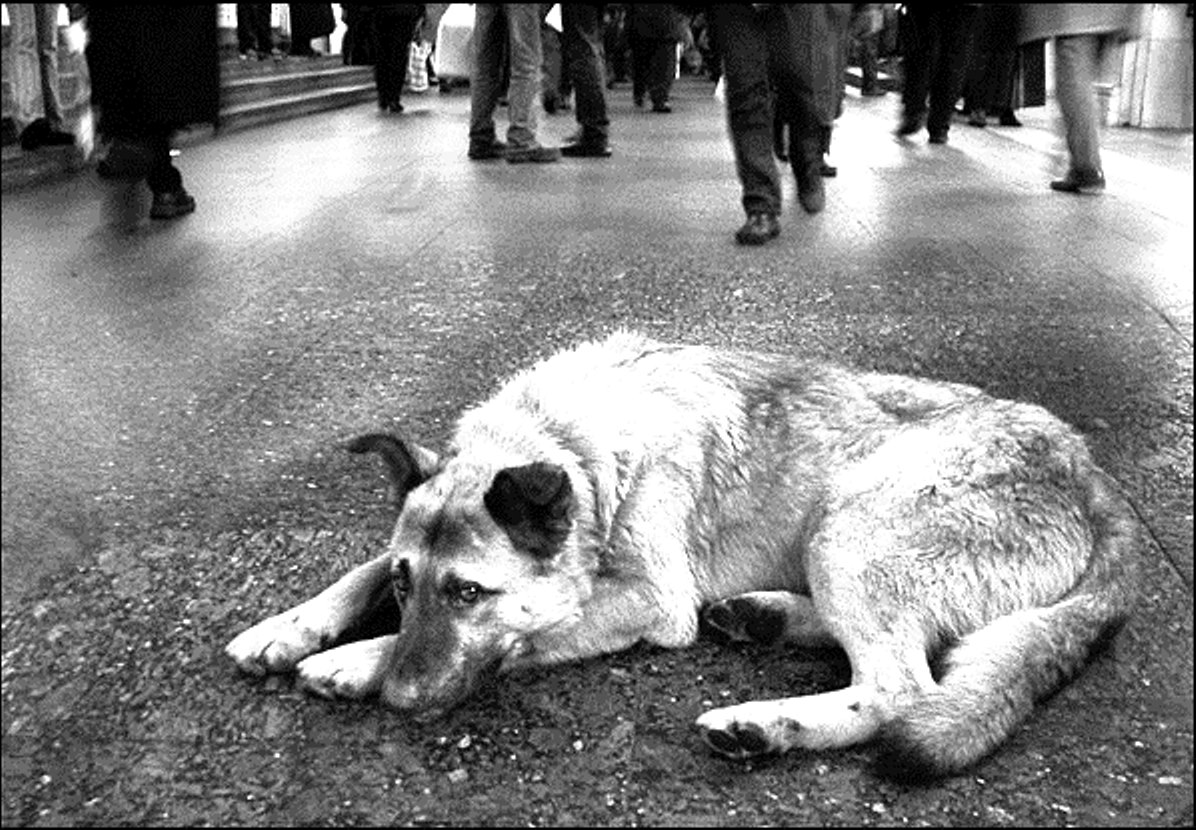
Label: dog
xmin=226 ymin=331 xmax=1138 ymax=780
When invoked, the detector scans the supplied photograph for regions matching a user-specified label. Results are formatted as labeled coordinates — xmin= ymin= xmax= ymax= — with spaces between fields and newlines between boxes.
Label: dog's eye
xmin=455 ymin=582 xmax=482 ymax=606
xmin=392 ymin=561 xmax=412 ymax=602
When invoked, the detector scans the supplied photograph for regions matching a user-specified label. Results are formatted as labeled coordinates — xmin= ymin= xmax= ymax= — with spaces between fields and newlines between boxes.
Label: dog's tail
xmin=874 ymin=466 xmax=1139 ymax=781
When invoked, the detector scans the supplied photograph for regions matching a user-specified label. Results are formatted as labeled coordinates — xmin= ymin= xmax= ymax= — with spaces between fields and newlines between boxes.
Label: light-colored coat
xmin=1019 ymin=3 xmax=1145 ymax=45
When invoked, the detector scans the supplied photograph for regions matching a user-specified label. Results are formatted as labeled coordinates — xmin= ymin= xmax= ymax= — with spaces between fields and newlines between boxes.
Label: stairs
xmin=2 ymin=54 xmax=377 ymax=191
xmin=219 ymin=54 xmax=376 ymax=133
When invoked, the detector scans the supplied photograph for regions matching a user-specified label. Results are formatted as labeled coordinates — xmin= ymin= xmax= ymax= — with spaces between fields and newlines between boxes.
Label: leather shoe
xmin=735 ymin=212 xmax=780 ymax=246
xmin=468 ymin=140 xmax=507 ymax=160
xmin=1050 ymin=169 xmax=1105 ymax=194
xmin=150 ymin=189 xmax=196 ymax=219
xmin=560 ymin=140 xmax=612 ymax=158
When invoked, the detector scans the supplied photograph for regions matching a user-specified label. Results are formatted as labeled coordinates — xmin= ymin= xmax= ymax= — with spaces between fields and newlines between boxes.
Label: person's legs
xmin=502 ymin=3 xmax=543 ymax=149
xmin=926 ymin=5 xmax=977 ymax=141
xmin=898 ymin=5 xmax=935 ymax=132
xmin=711 ymin=4 xmax=781 ymax=239
xmin=562 ymin=3 xmax=609 ymax=145
xmin=1053 ymin=34 xmax=1103 ymax=184
xmin=468 ymin=4 xmax=507 ymax=149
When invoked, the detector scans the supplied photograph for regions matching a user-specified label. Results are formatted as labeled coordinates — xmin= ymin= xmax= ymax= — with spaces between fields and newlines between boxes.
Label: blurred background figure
xmin=84 ymin=5 xmax=219 ymax=221
xmin=288 ymin=3 xmax=335 ymax=57
xmin=7 ymin=3 xmax=75 ymax=151
xmin=895 ymin=3 xmax=980 ymax=144
xmin=367 ymin=3 xmax=426 ymax=113
xmin=961 ymin=3 xmax=1022 ymax=128
xmin=1019 ymin=3 xmax=1145 ymax=194
xmin=237 ymin=3 xmax=281 ymax=61
xmin=627 ymin=4 xmax=680 ymax=112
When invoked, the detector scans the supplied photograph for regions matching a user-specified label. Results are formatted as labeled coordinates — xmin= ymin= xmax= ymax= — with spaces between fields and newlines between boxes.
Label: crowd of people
xmin=5 ymin=3 xmax=1147 ymax=239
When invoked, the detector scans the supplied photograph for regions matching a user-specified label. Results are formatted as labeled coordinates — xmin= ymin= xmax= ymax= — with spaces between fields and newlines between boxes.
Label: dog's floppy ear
xmin=484 ymin=463 xmax=574 ymax=558
xmin=346 ymin=433 xmax=439 ymax=507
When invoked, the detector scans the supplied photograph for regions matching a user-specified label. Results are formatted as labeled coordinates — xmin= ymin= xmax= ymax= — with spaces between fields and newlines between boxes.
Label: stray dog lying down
xmin=227 ymin=332 xmax=1137 ymax=779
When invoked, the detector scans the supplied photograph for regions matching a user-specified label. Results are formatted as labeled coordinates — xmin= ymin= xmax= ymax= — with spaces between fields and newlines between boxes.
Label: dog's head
xmin=347 ymin=433 xmax=590 ymax=717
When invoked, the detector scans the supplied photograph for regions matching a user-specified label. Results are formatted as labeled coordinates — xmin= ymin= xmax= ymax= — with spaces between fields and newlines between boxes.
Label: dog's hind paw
xmin=701 ymin=591 xmax=838 ymax=649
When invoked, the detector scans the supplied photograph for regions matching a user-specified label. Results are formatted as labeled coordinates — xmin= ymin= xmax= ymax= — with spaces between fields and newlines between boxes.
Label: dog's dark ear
xmin=484 ymin=463 xmax=574 ymax=558
xmin=346 ymin=433 xmax=438 ymax=507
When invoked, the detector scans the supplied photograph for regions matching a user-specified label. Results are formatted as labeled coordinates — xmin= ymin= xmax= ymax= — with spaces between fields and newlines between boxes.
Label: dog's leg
xmin=702 ymin=591 xmax=839 ymax=649
xmin=695 ymin=637 xmax=931 ymax=760
xmin=296 ymin=634 xmax=398 ymax=699
xmin=225 ymin=551 xmax=394 ymax=675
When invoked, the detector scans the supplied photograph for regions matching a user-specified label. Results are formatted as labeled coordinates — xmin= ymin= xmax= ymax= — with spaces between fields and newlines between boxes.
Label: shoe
xmin=797 ymin=174 xmax=826 ymax=214
xmin=967 ymin=109 xmax=987 ymax=127
xmin=895 ymin=113 xmax=923 ymax=137
xmin=1050 ymin=169 xmax=1105 ymax=194
xmin=239 ymin=50 xmax=253 ymax=61
xmin=651 ymin=102 xmax=672 ymax=113
xmin=860 ymin=85 xmax=887 ymax=97
xmin=150 ymin=189 xmax=196 ymax=219
xmin=505 ymin=144 xmax=561 ymax=164
xmin=560 ymin=139 xmax=612 ymax=158
xmin=998 ymin=110 xmax=1022 ymax=127
xmin=468 ymin=140 xmax=508 ymax=160
xmin=820 ymin=161 xmax=837 ymax=178
xmin=19 ymin=118 xmax=74 ymax=151
xmin=633 ymin=96 xmax=644 ymax=108
xmin=928 ymin=130 xmax=948 ymax=144
xmin=386 ymin=101 xmax=405 ymax=114
xmin=734 ymin=212 xmax=780 ymax=245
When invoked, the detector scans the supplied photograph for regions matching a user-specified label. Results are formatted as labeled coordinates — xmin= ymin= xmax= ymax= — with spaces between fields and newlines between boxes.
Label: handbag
xmin=405 ymin=38 xmax=431 ymax=92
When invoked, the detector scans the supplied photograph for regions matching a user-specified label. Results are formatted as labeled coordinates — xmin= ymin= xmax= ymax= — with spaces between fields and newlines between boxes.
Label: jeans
xmin=1054 ymin=34 xmax=1105 ymax=176
xmin=469 ymin=4 xmax=544 ymax=149
xmin=8 ymin=3 xmax=66 ymax=132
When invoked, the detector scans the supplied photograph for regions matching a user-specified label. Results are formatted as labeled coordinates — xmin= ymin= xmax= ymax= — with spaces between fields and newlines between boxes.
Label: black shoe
xmin=820 ymin=161 xmax=837 ymax=178
xmin=860 ymin=85 xmax=887 ymax=97
xmin=19 ymin=118 xmax=74 ymax=151
xmin=468 ymin=140 xmax=508 ymax=160
xmin=928 ymin=129 xmax=948 ymax=144
xmin=1050 ymin=169 xmax=1105 ymax=194
xmin=895 ymin=114 xmax=923 ymax=137
xmin=735 ymin=212 xmax=780 ymax=245
xmin=651 ymin=102 xmax=672 ymax=113
xmin=505 ymin=144 xmax=561 ymax=164
xmin=998 ymin=110 xmax=1022 ymax=127
xmin=150 ymin=189 xmax=196 ymax=219
xmin=967 ymin=109 xmax=987 ymax=127
xmin=386 ymin=101 xmax=405 ymax=114
xmin=560 ymin=139 xmax=612 ymax=158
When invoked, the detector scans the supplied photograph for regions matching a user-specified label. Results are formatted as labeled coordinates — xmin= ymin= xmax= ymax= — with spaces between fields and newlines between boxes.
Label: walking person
xmin=627 ymin=4 xmax=680 ymax=112
xmin=467 ymin=3 xmax=559 ymax=164
xmin=710 ymin=4 xmax=853 ymax=245
xmin=237 ymin=4 xmax=281 ymax=61
xmin=560 ymin=3 xmax=612 ymax=157
xmin=84 ymin=5 xmax=220 ymax=220
xmin=1019 ymin=4 xmax=1144 ymax=194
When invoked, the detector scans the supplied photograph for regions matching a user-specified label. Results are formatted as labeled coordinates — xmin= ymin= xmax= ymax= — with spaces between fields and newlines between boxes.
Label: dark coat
xmin=85 ymin=6 xmax=220 ymax=138
xmin=289 ymin=3 xmax=337 ymax=41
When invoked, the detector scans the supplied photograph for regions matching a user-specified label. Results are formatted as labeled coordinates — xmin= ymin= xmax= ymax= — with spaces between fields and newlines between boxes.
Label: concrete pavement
xmin=2 ymin=76 xmax=1192 ymax=825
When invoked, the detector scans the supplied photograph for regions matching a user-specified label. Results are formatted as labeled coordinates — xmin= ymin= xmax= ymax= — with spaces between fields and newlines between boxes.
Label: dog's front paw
xmin=696 ymin=703 xmax=797 ymax=760
xmin=225 ymin=609 xmax=329 ymax=676
xmin=295 ymin=637 xmax=392 ymax=700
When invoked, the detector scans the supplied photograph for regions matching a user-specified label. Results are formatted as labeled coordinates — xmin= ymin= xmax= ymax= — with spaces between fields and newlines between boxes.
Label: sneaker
xmin=150 ymin=189 xmax=196 ymax=219
xmin=468 ymin=140 xmax=508 ymax=160
xmin=505 ymin=144 xmax=560 ymax=164
xmin=734 ymin=212 xmax=780 ymax=245
xmin=1050 ymin=169 xmax=1105 ymax=194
